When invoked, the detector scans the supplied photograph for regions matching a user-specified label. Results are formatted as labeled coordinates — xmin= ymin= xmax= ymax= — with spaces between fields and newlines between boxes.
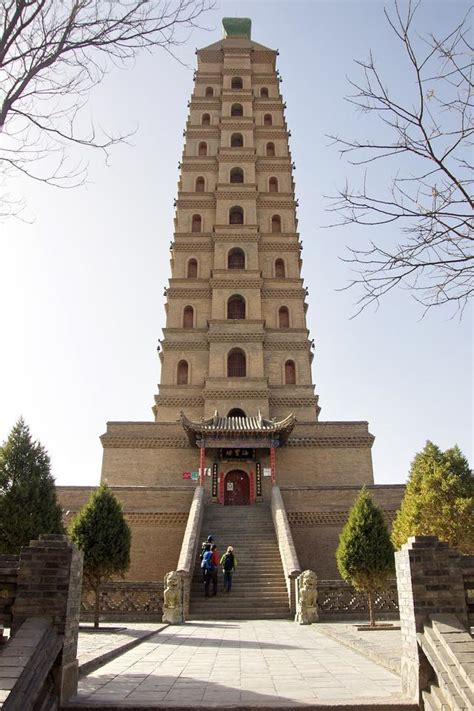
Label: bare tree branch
xmin=326 ymin=0 xmax=473 ymax=317
xmin=0 ymin=0 xmax=214 ymax=218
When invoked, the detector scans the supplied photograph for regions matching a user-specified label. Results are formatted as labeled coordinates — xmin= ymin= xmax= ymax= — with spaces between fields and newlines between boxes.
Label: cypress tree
xmin=0 ymin=418 xmax=64 ymax=553
xmin=392 ymin=441 xmax=473 ymax=554
xmin=70 ymin=484 xmax=131 ymax=628
xmin=336 ymin=487 xmax=395 ymax=626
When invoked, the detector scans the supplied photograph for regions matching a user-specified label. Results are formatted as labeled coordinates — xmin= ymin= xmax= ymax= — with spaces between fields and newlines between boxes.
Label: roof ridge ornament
xmin=222 ymin=17 xmax=252 ymax=40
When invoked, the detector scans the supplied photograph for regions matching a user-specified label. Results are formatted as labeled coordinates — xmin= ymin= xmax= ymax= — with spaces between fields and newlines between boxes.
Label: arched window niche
xmin=202 ymin=113 xmax=210 ymax=126
xmin=227 ymin=348 xmax=246 ymax=377
xmin=264 ymin=113 xmax=272 ymax=126
xmin=183 ymin=306 xmax=194 ymax=328
xmin=231 ymin=103 xmax=243 ymax=117
xmin=205 ymin=87 xmax=214 ymax=97
xmin=278 ymin=306 xmax=290 ymax=328
xmin=191 ymin=214 xmax=202 ymax=233
xmin=266 ymin=142 xmax=275 ymax=157
xmin=269 ymin=177 xmax=278 ymax=193
xmin=260 ymin=87 xmax=269 ymax=98
xmin=231 ymin=133 xmax=243 ymax=147
xmin=227 ymin=295 xmax=246 ymax=319
xmin=227 ymin=408 xmax=246 ymax=418
xmin=284 ymin=360 xmax=296 ymax=385
xmin=231 ymin=77 xmax=243 ymax=89
xmin=228 ymin=248 xmax=245 ymax=269
xmin=177 ymin=360 xmax=189 ymax=385
xmin=229 ymin=206 xmax=244 ymax=224
xmin=230 ymin=167 xmax=244 ymax=184
xmin=187 ymin=259 xmax=198 ymax=278
xmin=198 ymin=141 xmax=207 ymax=156
xmin=271 ymin=214 xmax=282 ymax=233
xmin=195 ymin=176 xmax=205 ymax=192
xmin=275 ymin=258 xmax=285 ymax=277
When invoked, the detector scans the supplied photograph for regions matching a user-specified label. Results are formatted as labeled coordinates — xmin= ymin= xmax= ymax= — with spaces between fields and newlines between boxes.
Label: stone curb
xmin=78 ymin=624 xmax=169 ymax=677
xmin=62 ymin=703 xmax=418 ymax=710
xmin=316 ymin=625 xmax=401 ymax=677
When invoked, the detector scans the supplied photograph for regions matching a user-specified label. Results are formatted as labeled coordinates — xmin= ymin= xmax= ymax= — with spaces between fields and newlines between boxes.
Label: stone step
xmin=419 ymin=630 xmax=468 ymax=710
xmin=422 ymin=628 xmax=474 ymax=709
xmin=422 ymin=685 xmax=450 ymax=711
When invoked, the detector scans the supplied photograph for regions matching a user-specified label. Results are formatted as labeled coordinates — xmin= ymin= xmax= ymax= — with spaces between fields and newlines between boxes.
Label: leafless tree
xmin=0 ymin=0 xmax=213 ymax=217
xmin=328 ymin=1 xmax=473 ymax=316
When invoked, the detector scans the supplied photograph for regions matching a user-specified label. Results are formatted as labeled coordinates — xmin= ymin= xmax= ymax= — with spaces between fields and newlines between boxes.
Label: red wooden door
xmin=224 ymin=470 xmax=250 ymax=505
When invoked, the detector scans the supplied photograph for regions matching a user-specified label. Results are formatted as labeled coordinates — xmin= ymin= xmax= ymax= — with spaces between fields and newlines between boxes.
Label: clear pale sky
xmin=0 ymin=0 xmax=471 ymax=487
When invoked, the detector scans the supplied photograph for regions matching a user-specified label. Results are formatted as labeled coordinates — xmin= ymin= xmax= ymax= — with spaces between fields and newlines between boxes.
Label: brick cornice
xmin=205 ymin=390 xmax=269 ymax=399
xmin=265 ymin=341 xmax=309 ymax=351
xmin=162 ymin=341 xmax=209 ymax=351
xmin=261 ymin=288 xmax=305 ymax=299
xmin=286 ymin=434 xmax=375 ymax=448
xmin=259 ymin=242 xmax=300 ymax=252
xmin=101 ymin=435 xmax=191 ymax=449
xmin=287 ymin=511 xmax=396 ymax=526
xmin=166 ymin=288 xmax=212 ymax=298
xmin=210 ymin=278 xmax=263 ymax=289
xmin=207 ymin=332 xmax=265 ymax=343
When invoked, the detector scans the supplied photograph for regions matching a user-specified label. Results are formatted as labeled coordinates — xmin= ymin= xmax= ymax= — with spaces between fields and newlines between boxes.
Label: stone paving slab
xmin=78 ymin=623 xmax=168 ymax=676
xmin=316 ymin=622 xmax=402 ymax=676
xmin=66 ymin=620 xmax=416 ymax=708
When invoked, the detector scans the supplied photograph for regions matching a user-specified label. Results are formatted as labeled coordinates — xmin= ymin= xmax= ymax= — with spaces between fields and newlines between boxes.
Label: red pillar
xmin=199 ymin=446 xmax=205 ymax=486
xmin=270 ymin=446 xmax=276 ymax=485
xmin=249 ymin=470 xmax=255 ymax=504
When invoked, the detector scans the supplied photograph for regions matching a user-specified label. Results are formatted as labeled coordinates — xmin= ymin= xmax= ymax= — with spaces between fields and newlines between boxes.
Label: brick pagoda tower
xmin=59 ymin=19 xmax=403 ymax=585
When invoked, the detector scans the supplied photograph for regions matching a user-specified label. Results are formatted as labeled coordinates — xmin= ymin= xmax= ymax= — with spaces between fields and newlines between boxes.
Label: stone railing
xmin=317 ymin=579 xmax=399 ymax=620
xmin=177 ymin=485 xmax=204 ymax=619
xmin=81 ymin=582 xmax=164 ymax=622
xmin=0 ymin=534 xmax=83 ymax=707
xmin=395 ymin=535 xmax=474 ymax=708
xmin=271 ymin=486 xmax=301 ymax=614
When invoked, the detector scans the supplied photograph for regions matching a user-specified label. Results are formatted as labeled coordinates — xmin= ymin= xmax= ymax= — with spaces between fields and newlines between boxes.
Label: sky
xmin=0 ymin=0 xmax=471 ymax=488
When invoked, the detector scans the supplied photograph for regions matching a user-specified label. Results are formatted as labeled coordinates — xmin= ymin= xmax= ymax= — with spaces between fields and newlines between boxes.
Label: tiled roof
xmin=180 ymin=410 xmax=296 ymax=446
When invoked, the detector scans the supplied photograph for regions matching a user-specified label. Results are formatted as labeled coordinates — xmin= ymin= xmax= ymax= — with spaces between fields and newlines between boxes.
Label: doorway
xmin=224 ymin=470 xmax=250 ymax=505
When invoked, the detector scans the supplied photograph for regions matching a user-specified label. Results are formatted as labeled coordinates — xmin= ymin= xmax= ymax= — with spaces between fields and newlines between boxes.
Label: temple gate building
xmin=58 ymin=18 xmax=404 ymax=607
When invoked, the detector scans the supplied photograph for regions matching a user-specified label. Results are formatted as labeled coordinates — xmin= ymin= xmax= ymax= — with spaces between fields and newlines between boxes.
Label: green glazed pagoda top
xmin=222 ymin=17 xmax=252 ymax=39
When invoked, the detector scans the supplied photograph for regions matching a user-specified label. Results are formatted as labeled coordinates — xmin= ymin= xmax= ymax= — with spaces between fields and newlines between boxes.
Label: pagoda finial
xmin=222 ymin=17 xmax=251 ymax=40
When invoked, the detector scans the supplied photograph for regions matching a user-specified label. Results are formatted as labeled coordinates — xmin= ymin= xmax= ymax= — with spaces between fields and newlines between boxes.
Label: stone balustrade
xmin=271 ymin=485 xmax=301 ymax=613
xmin=176 ymin=485 xmax=204 ymax=619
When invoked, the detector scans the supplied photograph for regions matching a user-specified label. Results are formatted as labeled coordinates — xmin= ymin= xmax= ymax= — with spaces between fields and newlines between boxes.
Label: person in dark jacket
xmin=199 ymin=535 xmax=214 ymax=583
xmin=220 ymin=546 xmax=237 ymax=593
xmin=203 ymin=543 xmax=219 ymax=597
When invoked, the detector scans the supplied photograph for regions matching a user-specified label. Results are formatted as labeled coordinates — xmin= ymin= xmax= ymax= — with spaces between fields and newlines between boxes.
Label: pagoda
xmin=57 ymin=18 xmax=401 ymax=584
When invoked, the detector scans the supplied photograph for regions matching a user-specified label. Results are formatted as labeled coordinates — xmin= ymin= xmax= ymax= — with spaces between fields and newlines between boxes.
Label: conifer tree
xmin=70 ymin=484 xmax=131 ymax=628
xmin=0 ymin=418 xmax=64 ymax=553
xmin=392 ymin=441 xmax=473 ymax=554
xmin=336 ymin=487 xmax=395 ymax=626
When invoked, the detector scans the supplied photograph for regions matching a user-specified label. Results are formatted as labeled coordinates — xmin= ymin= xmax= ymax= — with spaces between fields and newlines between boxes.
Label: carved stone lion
xmin=162 ymin=570 xmax=183 ymax=624
xmin=295 ymin=569 xmax=318 ymax=625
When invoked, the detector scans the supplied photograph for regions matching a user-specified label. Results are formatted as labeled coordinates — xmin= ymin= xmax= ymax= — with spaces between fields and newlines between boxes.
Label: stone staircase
xmin=419 ymin=614 xmax=474 ymax=710
xmin=189 ymin=504 xmax=291 ymax=620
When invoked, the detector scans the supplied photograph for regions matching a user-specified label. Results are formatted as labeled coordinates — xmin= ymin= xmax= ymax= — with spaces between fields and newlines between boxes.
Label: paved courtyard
xmin=70 ymin=620 xmax=411 ymax=707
